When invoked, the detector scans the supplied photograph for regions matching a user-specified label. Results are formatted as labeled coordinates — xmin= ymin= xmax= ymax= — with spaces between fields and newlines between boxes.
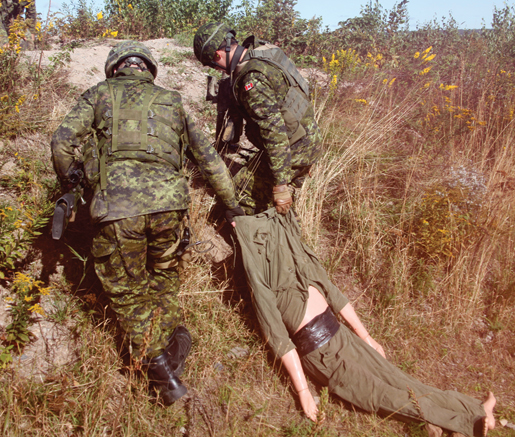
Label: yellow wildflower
xmin=38 ymin=287 xmax=51 ymax=296
xmin=388 ymin=78 xmax=396 ymax=87
xmin=110 ymin=30 xmax=118 ymax=37
xmin=128 ymin=3 xmax=133 ymax=9
xmin=422 ymin=53 xmax=436 ymax=63
xmin=413 ymin=52 xmax=420 ymax=59
xmin=24 ymin=295 xmax=34 ymax=302
xmin=422 ymin=46 xmax=432 ymax=55
xmin=97 ymin=11 xmax=103 ymax=20
xmin=28 ymin=303 xmax=45 ymax=315
xmin=330 ymin=75 xmax=337 ymax=90
xmin=383 ymin=78 xmax=387 ymax=84
xmin=444 ymin=85 xmax=458 ymax=91
xmin=419 ymin=66 xmax=432 ymax=76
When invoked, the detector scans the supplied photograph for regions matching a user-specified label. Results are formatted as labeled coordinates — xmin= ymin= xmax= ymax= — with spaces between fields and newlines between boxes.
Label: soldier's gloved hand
xmin=225 ymin=206 xmax=246 ymax=227
xmin=273 ymin=185 xmax=293 ymax=215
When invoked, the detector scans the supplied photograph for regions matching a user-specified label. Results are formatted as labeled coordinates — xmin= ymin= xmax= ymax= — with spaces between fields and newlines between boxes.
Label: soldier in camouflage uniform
xmin=51 ymin=41 xmax=244 ymax=405
xmin=0 ymin=0 xmax=36 ymax=47
xmin=194 ymin=22 xmax=322 ymax=215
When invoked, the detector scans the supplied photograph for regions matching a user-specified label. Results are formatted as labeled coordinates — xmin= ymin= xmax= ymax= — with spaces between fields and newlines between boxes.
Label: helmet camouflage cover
xmin=105 ymin=41 xmax=158 ymax=78
xmin=194 ymin=22 xmax=236 ymax=66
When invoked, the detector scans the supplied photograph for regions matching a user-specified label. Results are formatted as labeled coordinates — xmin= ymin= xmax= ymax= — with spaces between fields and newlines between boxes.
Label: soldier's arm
xmin=51 ymin=89 xmax=95 ymax=182
xmin=239 ymin=71 xmax=292 ymax=186
xmin=184 ymin=114 xmax=239 ymax=209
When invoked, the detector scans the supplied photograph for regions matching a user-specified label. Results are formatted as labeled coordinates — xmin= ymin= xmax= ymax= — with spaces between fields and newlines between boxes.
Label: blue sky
xmin=35 ymin=0 xmax=509 ymax=30
xmin=294 ymin=0 xmax=506 ymax=30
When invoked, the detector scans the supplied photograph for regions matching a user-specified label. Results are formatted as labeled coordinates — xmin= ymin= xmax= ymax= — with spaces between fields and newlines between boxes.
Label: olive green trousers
xmin=301 ymin=325 xmax=486 ymax=436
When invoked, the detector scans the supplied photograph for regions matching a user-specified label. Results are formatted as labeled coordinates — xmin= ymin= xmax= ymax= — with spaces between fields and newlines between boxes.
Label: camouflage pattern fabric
xmin=232 ymin=59 xmax=322 ymax=212
xmin=51 ymin=62 xmax=239 ymax=359
xmin=0 ymin=0 xmax=36 ymax=46
xmin=193 ymin=22 xmax=235 ymax=67
xmin=105 ymin=40 xmax=158 ymax=78
xmin=92 ymin=211 xmax=183 ymax=358
xmin=51 ymin=69 xmax=238 ymax=223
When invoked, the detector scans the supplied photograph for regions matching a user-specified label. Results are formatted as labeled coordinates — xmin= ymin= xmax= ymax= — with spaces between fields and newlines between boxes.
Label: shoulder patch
xmin=244 ymin=82 xmax=254 ymax=91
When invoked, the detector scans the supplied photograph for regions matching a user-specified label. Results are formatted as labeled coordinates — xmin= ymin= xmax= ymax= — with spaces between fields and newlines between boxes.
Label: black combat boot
xmin=163 ymin=325 xmax=192 ymax=377
xmin=145 ymin=325 xmax=192 ymax=406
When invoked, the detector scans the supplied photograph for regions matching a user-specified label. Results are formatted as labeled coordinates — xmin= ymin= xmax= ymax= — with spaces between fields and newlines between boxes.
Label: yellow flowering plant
xmin=4 ymin=272 xmax=51 ymax=352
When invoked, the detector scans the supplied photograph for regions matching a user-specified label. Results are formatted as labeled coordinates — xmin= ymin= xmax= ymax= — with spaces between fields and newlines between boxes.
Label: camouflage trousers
xmin=92 ymin=210 xmax=185 ymax=359
xmin=233 ymin=151 xmax=312 ymax=214
xmin=234 ymin=133 xmax=320 ymax=214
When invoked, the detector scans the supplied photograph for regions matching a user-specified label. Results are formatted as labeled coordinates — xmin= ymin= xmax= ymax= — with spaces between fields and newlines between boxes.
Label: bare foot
xmin=425 ymin=423 xmax=443 ymax=437
xmin=482 ymin=392 xmax=496 ymax=436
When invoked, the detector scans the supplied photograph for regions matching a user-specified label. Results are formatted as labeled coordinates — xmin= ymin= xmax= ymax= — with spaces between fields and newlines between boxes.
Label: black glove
xmin=225 ymin=206 xmax=246 ymax=225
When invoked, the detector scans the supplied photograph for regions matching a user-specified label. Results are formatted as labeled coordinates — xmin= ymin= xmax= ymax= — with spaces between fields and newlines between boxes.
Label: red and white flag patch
xmin=244 ymin=82 xmax=254 ymax=91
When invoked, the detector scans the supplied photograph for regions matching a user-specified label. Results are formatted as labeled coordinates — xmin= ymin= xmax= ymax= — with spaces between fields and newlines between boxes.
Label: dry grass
xmin=1 ymin=28 xmax=515 ymax=437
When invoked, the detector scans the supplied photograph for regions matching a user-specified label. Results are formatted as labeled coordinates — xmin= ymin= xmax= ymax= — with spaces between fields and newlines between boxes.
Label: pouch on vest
xmin=83 ymin=132 xmax=100 ymax=187
xmin=281 ymin=86 xmax=308 ymax=144
xmin=89 ymin=184 xmax=109 ymax=222
xmin=92 ymin=80 xmax=185 ymax=214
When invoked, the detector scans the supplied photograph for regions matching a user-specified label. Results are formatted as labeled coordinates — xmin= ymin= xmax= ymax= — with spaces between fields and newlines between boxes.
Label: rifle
xmin=51 ymin=167 xmax=86 ymax=240
xmin=206 ymin=75 xmax=243 ymax=149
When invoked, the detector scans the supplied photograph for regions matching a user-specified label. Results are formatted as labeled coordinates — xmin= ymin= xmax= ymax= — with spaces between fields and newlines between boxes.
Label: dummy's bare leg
xmin=482 ymin=392 xmax=496 ymax=435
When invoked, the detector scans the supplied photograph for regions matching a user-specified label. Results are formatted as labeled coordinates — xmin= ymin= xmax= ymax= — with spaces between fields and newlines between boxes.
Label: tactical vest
xmin=83 ymin=78 xmax=188 ymax=192
xmin=234 ymin=42 xmax=311 ymax=146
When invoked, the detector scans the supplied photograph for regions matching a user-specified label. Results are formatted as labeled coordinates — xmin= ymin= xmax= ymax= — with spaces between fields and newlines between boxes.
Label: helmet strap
xmin=229 ymin=45 xmax=245 ymax=81
xmin=225 ymin=32 xmax=233 ymax=75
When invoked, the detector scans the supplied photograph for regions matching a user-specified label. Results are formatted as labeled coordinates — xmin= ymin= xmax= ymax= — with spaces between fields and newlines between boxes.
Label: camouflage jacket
xmin=0 ymin=0 xmax=36 ymax=42
xmin=233 ymin=54 xmax=322 ymax=186
xmin=51 ymin=69 xmax=238 ymax=223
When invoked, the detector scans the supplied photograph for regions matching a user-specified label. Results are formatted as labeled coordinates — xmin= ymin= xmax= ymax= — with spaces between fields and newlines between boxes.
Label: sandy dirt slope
xmin=25 ymin=38 xmax=209 ymax=115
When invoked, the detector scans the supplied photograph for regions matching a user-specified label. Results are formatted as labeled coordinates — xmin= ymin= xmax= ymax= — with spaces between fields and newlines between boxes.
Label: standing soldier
xmin=0 ymin=0 xmax=36 ymax=48
xmin=51 ymin=41 xmax=244 ymax=405
xmin=193 ymin=22 xmax=322 ymax=215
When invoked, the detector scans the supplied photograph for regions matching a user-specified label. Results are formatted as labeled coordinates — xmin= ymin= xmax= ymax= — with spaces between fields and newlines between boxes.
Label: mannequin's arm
xmin=339 ymin=303 xmax=386 ymax=358
xmin=281 ymin=349 xmax=318 ymax=421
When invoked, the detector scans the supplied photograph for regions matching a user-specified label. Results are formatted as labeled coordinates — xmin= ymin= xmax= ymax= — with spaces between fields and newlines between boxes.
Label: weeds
xmin=3 ymin=272 xmax=50 ymax=355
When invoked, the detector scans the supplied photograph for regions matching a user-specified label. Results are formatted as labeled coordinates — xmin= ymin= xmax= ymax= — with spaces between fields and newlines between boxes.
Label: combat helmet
xmin=105 ymin=41 xmax=158 ymax=79
xmin=194 ymin=22 xmax=236 ymax=67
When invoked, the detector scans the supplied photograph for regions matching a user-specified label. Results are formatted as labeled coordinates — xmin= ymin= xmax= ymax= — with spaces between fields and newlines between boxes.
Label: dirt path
xmin=25 ymin=38 xmax=209 ymax=114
